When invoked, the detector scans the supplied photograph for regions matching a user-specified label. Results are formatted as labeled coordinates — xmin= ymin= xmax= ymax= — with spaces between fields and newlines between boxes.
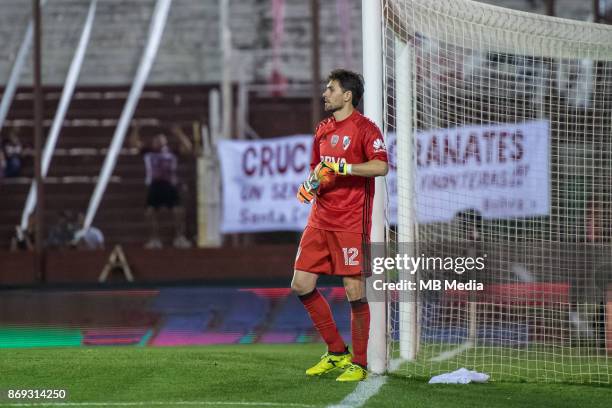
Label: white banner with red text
xmin=217 ymin=121 xmax=550 ymax=232
xmin=406 ymin=119 xmax=550 ymax=223
xmin=218 ymin=135 xmax=313 ymax=233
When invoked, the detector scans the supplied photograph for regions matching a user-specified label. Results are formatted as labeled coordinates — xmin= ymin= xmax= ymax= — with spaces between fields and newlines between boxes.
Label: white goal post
xmin=362 ymin=0 xmax=387 ymax=376
xmin=367 ymin=0 xmax=612 ymax=383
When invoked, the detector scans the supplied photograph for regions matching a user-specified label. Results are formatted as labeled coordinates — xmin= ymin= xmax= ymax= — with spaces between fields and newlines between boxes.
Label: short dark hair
xmin=327 ymin=69 xmax=364 ymax=108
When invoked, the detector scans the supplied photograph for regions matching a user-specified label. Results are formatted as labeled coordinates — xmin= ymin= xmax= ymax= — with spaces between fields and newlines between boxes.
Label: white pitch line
xmin=0 ymin=401 xmax=317 ymax=408
xmin=326 ymin=375 xmax=387 ymax=408
xmin=429 ymin=340 xmax=474 ymax=362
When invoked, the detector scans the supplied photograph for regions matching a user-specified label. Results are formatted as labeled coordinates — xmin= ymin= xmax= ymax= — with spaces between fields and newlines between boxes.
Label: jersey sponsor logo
xmin=331 ymin=134 xmax=339 ymax=147
xmin=342 ymin=136 xmax=351 ymax=150
xmin=373 ymin=138 xmax=386 ymax=152
xmin=320 ymin=156 xmax=346 ymax=164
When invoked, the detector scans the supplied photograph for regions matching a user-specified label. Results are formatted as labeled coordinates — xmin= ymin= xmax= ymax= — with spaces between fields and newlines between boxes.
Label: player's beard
xmin=324 ymin=100 xmax=342 ymax=112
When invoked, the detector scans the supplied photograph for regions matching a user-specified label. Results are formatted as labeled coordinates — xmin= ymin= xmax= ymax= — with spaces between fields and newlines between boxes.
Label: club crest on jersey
xmin=331 ymin=134 xmax=339 ymax=147
xmin=342 ymin=136 xmax=351 ymax=150
xmin=373 ymin=138 xmax=386 ymax=152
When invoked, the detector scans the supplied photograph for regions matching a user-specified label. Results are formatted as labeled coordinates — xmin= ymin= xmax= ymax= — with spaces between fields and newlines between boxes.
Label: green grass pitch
xmin=0 ymin=344 xmax=611 ymax=407
xmin=395 ymin=342 xmax=612 ymax=385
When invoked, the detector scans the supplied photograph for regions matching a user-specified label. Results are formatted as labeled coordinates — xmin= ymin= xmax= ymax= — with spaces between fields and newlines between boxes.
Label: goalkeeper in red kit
xmin=293 ymin=69 xmax=388 ymax=382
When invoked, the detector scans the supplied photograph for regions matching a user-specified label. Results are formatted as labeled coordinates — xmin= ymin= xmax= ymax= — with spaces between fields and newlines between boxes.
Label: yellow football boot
xmin=305 ymin=351 xmax=352 ymax=376
xmin=336 ymin=363 xmax=368 ymax=382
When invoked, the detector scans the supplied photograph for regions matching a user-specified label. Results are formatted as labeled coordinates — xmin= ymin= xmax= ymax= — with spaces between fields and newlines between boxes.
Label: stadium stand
xmin=0 ymin=85 xmax=317 ymax=250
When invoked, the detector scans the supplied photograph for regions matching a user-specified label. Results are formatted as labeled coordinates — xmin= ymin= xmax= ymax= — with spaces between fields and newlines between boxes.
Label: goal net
xmin=382 ymin=0 xmax=612 ymax=383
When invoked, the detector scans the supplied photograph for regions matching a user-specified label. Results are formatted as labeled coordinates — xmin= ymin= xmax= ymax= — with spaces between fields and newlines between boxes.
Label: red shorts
xmin=294 ymin=226 xmax=368 ymax=276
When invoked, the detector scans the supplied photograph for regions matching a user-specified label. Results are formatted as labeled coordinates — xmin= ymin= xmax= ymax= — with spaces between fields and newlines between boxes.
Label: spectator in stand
xmin=72 ymin=213 xmax=105 ymax=250
xmin=130 ymin=123 xmax=193 ymax=249
xmin=46 ymin=210 xmax=78 ymax=249
xmin=2 ymin=127 xmax=24 ymax=178
xmin=10 ymin=215 xmax=35 ymax=251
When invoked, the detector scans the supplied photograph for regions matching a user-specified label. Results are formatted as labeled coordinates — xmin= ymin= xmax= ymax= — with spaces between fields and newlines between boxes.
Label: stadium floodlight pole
xmin=82 ymin=0 xmax=172 ymax=231
xmin=0 ymin=0 xmax=48 ymax=134
xmin=20 ymin=0 xmax=98 ymax=231
xmin=363 ymin=0 xmax=386 ymax=375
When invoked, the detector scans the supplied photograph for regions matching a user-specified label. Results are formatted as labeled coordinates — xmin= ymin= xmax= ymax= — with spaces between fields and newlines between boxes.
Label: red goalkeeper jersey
xmin=307 ymin=110 xmax=388 ymax=235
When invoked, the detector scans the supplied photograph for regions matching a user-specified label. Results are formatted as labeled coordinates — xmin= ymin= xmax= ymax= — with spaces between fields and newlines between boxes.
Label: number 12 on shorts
xmin=342 ymin=247 xmax=359 ymax=266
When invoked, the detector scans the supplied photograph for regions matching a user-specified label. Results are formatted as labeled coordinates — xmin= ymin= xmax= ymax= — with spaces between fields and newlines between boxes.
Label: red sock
xmin=299 ymin=289 xmax=346 ymax=353
xmin=350 ymin=299 xmax=370 ymax=368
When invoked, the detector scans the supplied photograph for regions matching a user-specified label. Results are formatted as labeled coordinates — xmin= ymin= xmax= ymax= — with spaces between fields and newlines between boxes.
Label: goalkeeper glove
xmin=314 ymin=161 xmax=351 ymax=183
xmin=297 ymin=173 xmax=320 ymax=204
